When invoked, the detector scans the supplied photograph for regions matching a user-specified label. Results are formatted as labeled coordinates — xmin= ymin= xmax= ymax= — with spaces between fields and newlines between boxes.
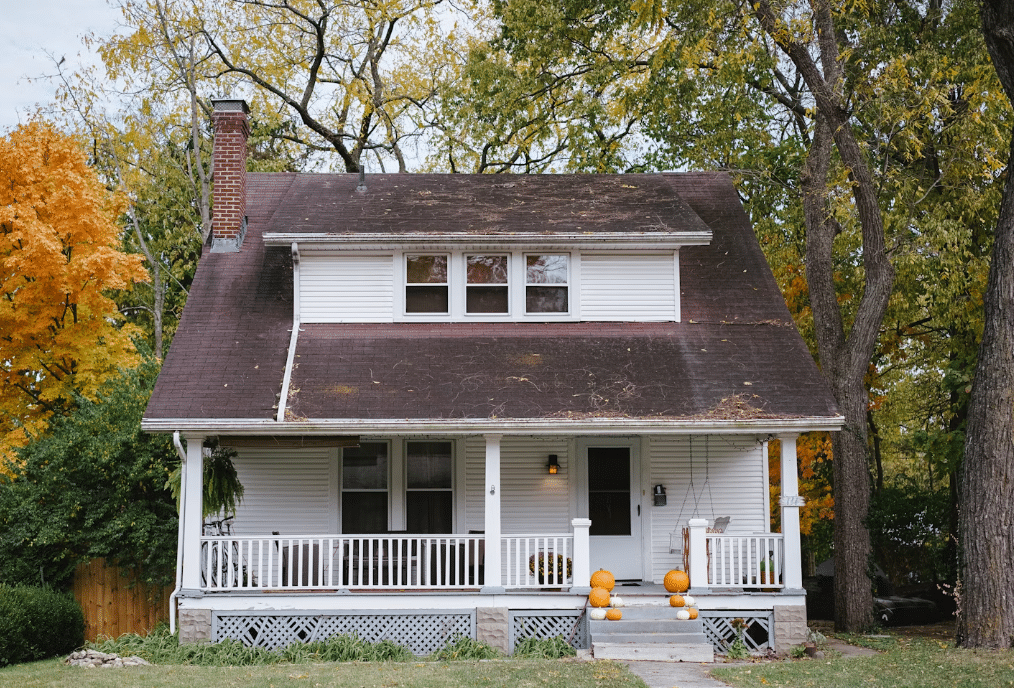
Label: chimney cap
xmin=212 ymin=99 xmax=250 ymax=114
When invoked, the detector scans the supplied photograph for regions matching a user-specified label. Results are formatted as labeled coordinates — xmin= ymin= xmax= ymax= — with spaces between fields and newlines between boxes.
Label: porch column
xmin=481 ymin=434 xmax=504 ymax=592
xmin=180 ymin=435 xmax=204 ymax=592
xmin=778 ymin=433 xmax=804 ymax=591
xmin=571 ymin=518 xmax=592 ymax=594
xmin=688 ymin=518 xmax=709 ymax=593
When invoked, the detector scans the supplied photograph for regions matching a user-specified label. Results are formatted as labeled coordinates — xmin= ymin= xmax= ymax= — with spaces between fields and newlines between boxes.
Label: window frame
xmin=397 ymin=250 xmax=575 ymax=322
xmin=523 ymin=253 xmax=570 ymax=315
xmin=404 ymin=253 xmax=450 ymax=315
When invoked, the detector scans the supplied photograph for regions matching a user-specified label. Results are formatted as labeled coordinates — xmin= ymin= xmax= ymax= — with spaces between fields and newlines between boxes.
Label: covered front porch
xmin=176 ymin=429 xmax=807 ymax=595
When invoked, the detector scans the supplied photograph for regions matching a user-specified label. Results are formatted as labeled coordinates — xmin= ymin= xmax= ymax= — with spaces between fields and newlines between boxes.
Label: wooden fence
xmin=72 ymin=559 xmax=172 ymax=641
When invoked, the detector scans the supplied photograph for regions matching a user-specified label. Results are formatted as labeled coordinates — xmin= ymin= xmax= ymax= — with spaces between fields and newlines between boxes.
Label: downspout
xmin=276 ymin=242 xmax=301 ymax=422
xmin=170 ymin=431 xmax=188 ymax=635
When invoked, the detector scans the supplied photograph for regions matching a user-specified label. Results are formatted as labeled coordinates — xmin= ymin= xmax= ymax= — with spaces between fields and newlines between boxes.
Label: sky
xmin=0 ymin=0 xmax=122 ymax=131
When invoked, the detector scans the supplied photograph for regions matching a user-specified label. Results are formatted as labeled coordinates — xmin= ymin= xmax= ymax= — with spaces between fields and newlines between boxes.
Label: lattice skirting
xmin=700 ymin=611 xmax=773 ymax=652
xmin=212 ymin=611 xmax=474 ymax=655
xmin=508 ymin=610 xmax=588 ymax=651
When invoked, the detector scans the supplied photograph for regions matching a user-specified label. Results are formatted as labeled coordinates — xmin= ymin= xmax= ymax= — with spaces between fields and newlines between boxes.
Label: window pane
xmin=407 ymin=492 xmax=453 ymax=534
xmin=526 ymin=255 xmax=568 ymax=284
xmin=407 ymin=441 xmax=453 ymax=488
xmin=467 ymin=255 xmax=508 ymax=284
xmin=589 ymin=492 xmax=631 ymax=536
xmin=466 ymin=286 xmax=509 ymax=313
xmin=343 ymin=443 xmax=388 ymax=489
xmin=588 ymin=448 xmax=630 ymax=490
xmin=407 ymin=255 xmax=447 ymax=284
xmin=406 ymin=286 xmax=449 ymax=313
xmin=342 ymin=492 xmax=388 ymax=533
xmin=526 ymin=286 xmax=568 ymax=313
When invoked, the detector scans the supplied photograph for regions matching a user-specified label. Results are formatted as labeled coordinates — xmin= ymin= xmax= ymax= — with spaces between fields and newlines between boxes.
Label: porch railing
xmin=200 ymin=535 xmax=485 ymax=591
xmin=705 ymin=533 xmax=784 ymax=589
xmin=501 ymin=534 xmax=574 ymax=589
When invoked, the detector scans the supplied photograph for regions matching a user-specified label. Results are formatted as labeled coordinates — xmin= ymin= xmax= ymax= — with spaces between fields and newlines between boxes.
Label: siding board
xmin=579 ymin=254 xmax=677 ymax=320
xmin=301 ymin=255 xmax=394 ymax=322
xmin=230 ymin=448 xmax=334 ymax=535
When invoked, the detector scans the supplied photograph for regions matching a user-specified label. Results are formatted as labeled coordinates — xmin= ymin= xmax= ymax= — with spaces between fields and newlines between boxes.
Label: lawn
xmin=712 ymin=632 xmax=1014 ymax=688
xmin=0 ymin=658 xmax=647 ymax=688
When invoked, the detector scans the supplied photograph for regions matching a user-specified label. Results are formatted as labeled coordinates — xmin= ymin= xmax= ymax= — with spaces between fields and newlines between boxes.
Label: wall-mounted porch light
xmin=547 ymin=454 xmax=560 ymax=474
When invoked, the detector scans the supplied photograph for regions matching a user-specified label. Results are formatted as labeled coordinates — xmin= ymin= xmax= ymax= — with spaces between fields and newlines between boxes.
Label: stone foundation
xmin=178 ymin=608 xmax=212 ymax=644
xmin=773 ymin=604 xmax=807 ymax=653
xmin=476 ymin=606 xmax=509 ymax=654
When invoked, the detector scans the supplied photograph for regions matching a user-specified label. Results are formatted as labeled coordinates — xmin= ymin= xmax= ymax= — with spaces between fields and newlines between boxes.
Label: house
xmin=142 ymin=100 xmax=842 ymax=659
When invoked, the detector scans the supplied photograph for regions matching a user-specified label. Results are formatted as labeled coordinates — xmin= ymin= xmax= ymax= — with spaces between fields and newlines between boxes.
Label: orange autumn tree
xmin=768 ymin=434 xmax=834 ymax=539
xmin=0 ymin=122 xmax=148 ymax=470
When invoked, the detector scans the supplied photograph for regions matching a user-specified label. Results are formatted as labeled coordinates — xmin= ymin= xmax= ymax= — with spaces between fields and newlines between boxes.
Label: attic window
xmin=526 ymin=254 xmax=569 ymax=313
xmin=466 ymin=254 xmax=509 ymax=313
xmin=406 ymin=255 xmax=448 ymax=313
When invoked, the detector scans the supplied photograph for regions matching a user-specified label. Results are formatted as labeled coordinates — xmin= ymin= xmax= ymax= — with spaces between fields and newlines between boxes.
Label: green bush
xmin=0 ymin=584 xmax=84 ymax=666
xmin=513 ymin=635 xmax=577 ymax=659
xmin=429 ymin=634 xmax=502 ymax=660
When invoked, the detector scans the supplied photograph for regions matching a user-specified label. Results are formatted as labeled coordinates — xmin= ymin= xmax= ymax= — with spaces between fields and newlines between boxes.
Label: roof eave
xmin=143 ymin=415 xmax=845 ymax=437
xmin=262 ymin=231 xmax=713 ymax=251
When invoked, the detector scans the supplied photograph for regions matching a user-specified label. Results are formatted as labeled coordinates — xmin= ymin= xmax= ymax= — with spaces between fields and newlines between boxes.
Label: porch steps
xmin=590 ymin=606 xmax=715 ymax=663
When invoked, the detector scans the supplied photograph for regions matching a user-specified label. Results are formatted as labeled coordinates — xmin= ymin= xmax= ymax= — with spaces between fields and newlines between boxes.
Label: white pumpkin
xmin=676 ymin=609 xmax=691 ymax=620
xmin=610 ymin=596 xmax=624 ymax=608
xmin=589 ymin=608 xmax=607 ymax=620
xmin=682 ymin=595 xmax=695 ymax=606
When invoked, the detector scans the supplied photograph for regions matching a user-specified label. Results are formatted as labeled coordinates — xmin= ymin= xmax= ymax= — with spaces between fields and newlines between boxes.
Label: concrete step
xmin=591 ymin=606 xmax=702 ymax=620
xmin=591 ymin=631 xmax=708 ymax=644
xmin=590 ymin=618 xmax=704 ymax=633
xmin=592 ymin=641 xmax=715 ymax=663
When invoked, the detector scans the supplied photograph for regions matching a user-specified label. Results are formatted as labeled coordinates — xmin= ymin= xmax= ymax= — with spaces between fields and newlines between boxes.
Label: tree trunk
xmin=955 ymin=0 xmax=1014 ymax=650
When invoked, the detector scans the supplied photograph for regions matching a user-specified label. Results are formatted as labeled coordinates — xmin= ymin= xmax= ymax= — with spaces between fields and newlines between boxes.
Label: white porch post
xmin=481 ymin=434 xmax=504 ymax=592
xmin=571 ymin=518 xmax=592 ymax=594
xmin=180 ymin=435 xmax=204 ymax=592
xmin=688 ymin=517 xmax=709 ymax=592
xmin=778 ymin=433 xmax=804 ymax=590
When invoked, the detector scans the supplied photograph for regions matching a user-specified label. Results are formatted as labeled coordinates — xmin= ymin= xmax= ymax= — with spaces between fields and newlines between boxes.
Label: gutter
xmin=143 ymin=415 xmax=846 ymax=436
xmin=276 ymin=243 xmax=301 ymax=422
xmin=169 ymin=432 xmax=187 ymax=635
xmin=261 ymin=231 xmax=713 ymax=251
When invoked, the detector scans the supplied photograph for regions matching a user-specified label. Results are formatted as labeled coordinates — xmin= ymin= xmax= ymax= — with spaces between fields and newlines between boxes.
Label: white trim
xmin=276 ymin=243 xmax=302 ymax=422
xmin=263 ymin=232 xmax=712 ymax=251
xmin=145 ymin=416 xmax=846 ymax=436
xmin=674 ymin=248 xmax=681 ymax=323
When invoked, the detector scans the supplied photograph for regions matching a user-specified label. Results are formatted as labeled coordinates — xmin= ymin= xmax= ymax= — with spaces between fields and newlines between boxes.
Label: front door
xmin=585 ymin=444 xmax=642 ymax=580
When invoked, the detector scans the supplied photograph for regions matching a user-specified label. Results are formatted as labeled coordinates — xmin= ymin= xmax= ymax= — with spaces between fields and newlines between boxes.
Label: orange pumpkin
xmin=605 ymin=608 xmax=623 ymax=621
xmin=669 ymin=594 xmax=685 ymax=607
xmin=663 ymin=569 xmax=690 ymax=593
xmin=588 ymin=587 xmax=611 ymax=607
xmin=688 ymin=607 xmax=699 ymax=620
xmin=590 ymin=569 xmax=616 ymax=592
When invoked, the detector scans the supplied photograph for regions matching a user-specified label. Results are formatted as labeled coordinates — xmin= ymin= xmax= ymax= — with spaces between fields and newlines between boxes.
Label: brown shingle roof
xmin=144 ymin=172 xmax=838 ymax=424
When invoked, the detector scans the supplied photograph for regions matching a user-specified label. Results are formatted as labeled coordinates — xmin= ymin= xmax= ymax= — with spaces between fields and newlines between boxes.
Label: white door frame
xmin=576 ymin=438 xmax=645 ymax=580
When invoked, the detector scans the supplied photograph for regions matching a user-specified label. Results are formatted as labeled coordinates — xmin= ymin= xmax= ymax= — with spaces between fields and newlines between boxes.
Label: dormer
xmin=261 ymin=175 xmax=712 ymax=324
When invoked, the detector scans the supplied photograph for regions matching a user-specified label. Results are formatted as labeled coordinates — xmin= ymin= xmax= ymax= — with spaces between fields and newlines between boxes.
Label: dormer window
xmin=406 ymin=255 xmax=448 ymax=313
xmin=466 ymin=254 xmax=509 ymax=313
xmin=526 ymin=254 xmax=569 ymax=313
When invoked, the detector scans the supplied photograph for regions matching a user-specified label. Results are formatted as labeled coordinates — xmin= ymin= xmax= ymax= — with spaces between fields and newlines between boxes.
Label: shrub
xmin=513 ymin=635 xmax=577 ymax=658
xmin=0 ymin=584 xmax=84 ymax=666
xmin=429 ymin=634 xmax=502 ymax=660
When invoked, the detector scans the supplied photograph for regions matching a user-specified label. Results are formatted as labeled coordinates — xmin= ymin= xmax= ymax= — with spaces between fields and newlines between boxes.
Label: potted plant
xmin=529 ymin=552 xmax=572 ymax=584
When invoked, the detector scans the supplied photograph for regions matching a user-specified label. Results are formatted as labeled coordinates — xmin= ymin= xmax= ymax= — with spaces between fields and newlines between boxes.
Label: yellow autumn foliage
xmin=0 ymin=122 xmax=148 ymax=470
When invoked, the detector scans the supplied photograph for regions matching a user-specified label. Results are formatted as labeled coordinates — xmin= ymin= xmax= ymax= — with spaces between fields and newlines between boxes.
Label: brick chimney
xmin=211 ymin=99 xmax=250 ymax=252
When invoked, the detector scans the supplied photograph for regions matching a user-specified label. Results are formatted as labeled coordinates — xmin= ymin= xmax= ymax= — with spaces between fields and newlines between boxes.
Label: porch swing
xmin=669 ymin=435 xmax=730 ymax=571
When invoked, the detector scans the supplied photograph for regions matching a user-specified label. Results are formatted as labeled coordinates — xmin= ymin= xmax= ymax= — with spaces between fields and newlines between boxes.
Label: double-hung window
xmin=405 ymin=255 xmax=449 ymax=313
xmin=525 ymin=254 xmax=569 ymax=314
xmin=341 ymin=442 xmax=389 ymax=534
xmin=466 ymin=254 xmax=509 ymax=314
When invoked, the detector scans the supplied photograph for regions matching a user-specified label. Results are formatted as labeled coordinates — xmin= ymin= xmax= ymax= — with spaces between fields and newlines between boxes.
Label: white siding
xmin=579 ymin=253 xmax=677 ymax=321
xmin=464 ymin=436 xmax=571 ymax=534
xmin=300 ymin=254 xmax=394 ymax=322
xmin=229 ymin=448 xmax=336 ymax=536
xmin=646 ymin=436 xmax=768 ymax=583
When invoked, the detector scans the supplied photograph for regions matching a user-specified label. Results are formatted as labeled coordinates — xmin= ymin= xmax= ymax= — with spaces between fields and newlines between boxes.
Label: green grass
xmin=0 ymin=658 xmax=645 ymax=688
xmin=713 ymin=636 xmax=1014 ymax=688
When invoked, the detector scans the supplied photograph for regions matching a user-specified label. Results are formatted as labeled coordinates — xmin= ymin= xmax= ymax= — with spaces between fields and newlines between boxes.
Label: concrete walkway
xmin=622 ymin=660 xmax=731 ymax=688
